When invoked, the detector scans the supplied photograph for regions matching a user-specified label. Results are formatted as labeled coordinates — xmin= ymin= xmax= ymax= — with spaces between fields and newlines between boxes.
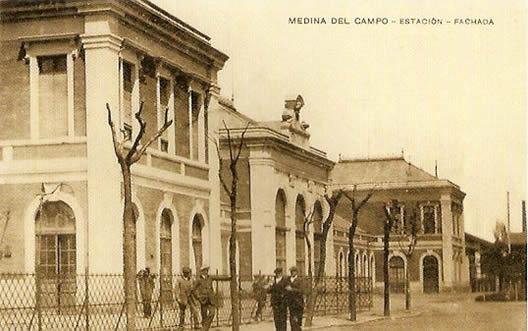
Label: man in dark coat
xmin=285 ymin=266 xmax=304 ymax=331
xmin=267 ymin=267 xmax=288 ymax=331
xmin=193 ymin=265 xmax=216 ymax=330
xmin=137 ymin=268 xmax=155 ymax=318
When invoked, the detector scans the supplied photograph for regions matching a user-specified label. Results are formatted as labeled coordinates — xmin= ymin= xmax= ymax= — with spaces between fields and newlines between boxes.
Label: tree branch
xmin=222 ymin=120 xmax=234 ymax=163
xmin=234 ymin=122 xmax=250 ymax=163
xmin=107 ymin=103 xmax=124 ymax=162
xmin=127 ymin=102 xmax=145 ymax=161
xmin=213 ymin=138 xmax=232 ymax=196
xmin=130 ymin=108 xmax=173 ymax=164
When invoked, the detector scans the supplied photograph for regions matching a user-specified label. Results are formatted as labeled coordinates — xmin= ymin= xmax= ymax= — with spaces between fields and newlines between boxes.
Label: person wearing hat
xmin=175 ymin=266 xmax=200 ymax=329
xmin=285 ymin=266 xmax=305 ymax=331
xmin=267 ymin=267 xmax=288 ymax=331
xmin=193 ymin=265 xmax=216 ymax=330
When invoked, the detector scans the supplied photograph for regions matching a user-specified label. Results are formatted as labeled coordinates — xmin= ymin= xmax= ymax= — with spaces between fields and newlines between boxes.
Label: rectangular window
xmin=122 ymin=60 xmax=134 ymax=130
xmin=423 ymin=206 xmax=436 ymax=234
xmin=191 ymin=92 xmax=201 ymax=160
xmin=38 ymin=55 xmax=68 ymax=138
xmin=159 ymin=77 xmax=170 ymax=151
xmin=174 ymin=80 xmax=190 ymax=158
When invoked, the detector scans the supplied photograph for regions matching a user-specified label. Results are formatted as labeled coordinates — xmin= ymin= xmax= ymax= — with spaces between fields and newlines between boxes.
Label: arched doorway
xmin=423 ymin=255 xmax=439 ymax=293
xmin=295 ymin=195 xmax=306 ymax=275
xmin=192 ymin=214 xmax=204 ymax=271
xmin=389 ymin=256 xmax=405 ymax=293
xmin=35 ymin=201 xmax=76 ymax=309
xmin=160 ymin=209 xmax=173 ymax=303
xmin=275 ymin=190 xmax=287 ymax=270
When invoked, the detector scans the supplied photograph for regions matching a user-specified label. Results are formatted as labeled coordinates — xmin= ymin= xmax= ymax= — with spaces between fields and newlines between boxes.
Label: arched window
xmin=160 ymin=209 xmax=173 ymax=303
xmin=363 ymin=255 xmax=368 ymax=277
xmin=338 ymin=251 xmax=344 ymax=277
xmin=275 ymin=190 xmax=287 ymax=270
xmin=36 ymin=200 xmax=76 ymax=307
xmin=295 ymin=195 xmax=306 ymax=275
xmin=313 ymin=201 xmax=323 ymax=274
xmin=370 ymin=255 xmax=375 ymax=281
xmin=192 ymin=214 xmax=204 ymax=270
xmin=389 ymin=256 xmax=405 ymax=293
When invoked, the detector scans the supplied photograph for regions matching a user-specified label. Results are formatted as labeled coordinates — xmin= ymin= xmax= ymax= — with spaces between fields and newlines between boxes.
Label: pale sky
xmin=151 ymin=0 xmax=527 ymax=241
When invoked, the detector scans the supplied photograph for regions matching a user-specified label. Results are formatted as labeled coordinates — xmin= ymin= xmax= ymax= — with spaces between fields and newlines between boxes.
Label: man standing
xmin=252 ymin=275 xmax=267 ymax=321
xmin=137 ymin=268 xmax=155 ymax=318
xmin=268 ymin=267 xmax=288 ymax=331
xmin=285 ymin=266 xmax=304 ymax=331
xmin=175 ymin=267 xmax=200 ymax=329
xmin=193 ymin=265 xmax=216 ymax=330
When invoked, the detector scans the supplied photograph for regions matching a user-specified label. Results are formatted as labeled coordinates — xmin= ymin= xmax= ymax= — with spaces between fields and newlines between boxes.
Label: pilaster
xmin=440 ymin=194 xmax=454 ymax=289
xmin=81 ymin=33 xmax=123 ymax=273
xmin=249 ymin=153 xmax=276 ymax=274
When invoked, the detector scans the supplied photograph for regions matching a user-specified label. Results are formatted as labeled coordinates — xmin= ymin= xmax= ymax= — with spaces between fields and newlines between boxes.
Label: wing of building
xmin=0 ymin=0 xmax=474 ymax=295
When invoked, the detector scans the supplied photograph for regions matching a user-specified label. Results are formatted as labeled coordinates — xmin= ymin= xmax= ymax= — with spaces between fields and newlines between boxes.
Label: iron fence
xmin=0 ymin=273 xmax=371 ymax=330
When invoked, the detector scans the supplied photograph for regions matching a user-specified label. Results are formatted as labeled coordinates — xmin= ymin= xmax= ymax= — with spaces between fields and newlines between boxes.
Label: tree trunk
xmin=230 ymin=193 xmax=240 ymax=330
xmin=348 ymin=232 xmax=356 ymax=321
xmin=122 ymin=164 xmax=137 ymax=331
xmin=383 ymin=220 xmax=390 ymax=317
xmin=405 ymin=262 xmax=411 ymax=310
xmin=304 ymin=233 xmax=314 ymax=327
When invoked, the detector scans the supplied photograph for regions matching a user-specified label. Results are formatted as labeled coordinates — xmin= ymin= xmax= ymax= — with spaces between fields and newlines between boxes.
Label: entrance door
xmin=36 ymin=201 xmax=76 ymax=311
xmin=389 ymin=256 xmax=405 ymax=293
xmin=160 ymin=209 xmax=173 ymax=304
xmin=423 ymin=255 xmax=439 ymax=293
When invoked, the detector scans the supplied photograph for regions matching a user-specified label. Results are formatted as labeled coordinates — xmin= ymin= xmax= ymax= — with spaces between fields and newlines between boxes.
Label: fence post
xmin=159 ymin=273 xmax=163 ymax=329
xmin=35 ymin=268 xmax=43 ymax=331
xmin=238 ymin=275 xmax=242 ymax=324
xmin=85 ymin=272 xmax=89 ymax=330
xmin=215 ymin=270 xmax=220 ymax=327
xmin=323 ymin=277 xmax=326 ymax=315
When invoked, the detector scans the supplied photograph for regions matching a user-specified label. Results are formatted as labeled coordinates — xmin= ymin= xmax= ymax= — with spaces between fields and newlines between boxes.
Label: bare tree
xmin=214 ymin=120 xmax=250 ymax=331
xmin=382 ymin=199 xmax=398 ymax=317
xmin=107 ymin=102 xmax=172 ymax=331
xmin=304 ymin=189 xmax=343 ymax=327
xmin=342 ymin=185 xmax=376 ymax=321
xmin=394 ymin=205 xmax=419 ymax=310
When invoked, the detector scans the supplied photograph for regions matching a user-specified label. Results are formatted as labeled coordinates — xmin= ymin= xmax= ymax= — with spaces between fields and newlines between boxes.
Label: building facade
xmin=0 ymin=0 xmax=227 ymax=279
xmin=0 ymin=0 xmax=471 ymax=296
xmin=331 ymin=157 xmax=470 ymax=292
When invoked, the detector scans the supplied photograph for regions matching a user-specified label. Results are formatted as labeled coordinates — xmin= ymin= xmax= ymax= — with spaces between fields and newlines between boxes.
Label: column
xmin=249 ymin=152 xmax=276 ymax=274
xmin=206 ymin=85 xmax=223 ymax=273
xmin=440 ymin=195 xmax=454 ymax=290
xmin=81 ymin=32 xmax=123 ymax=274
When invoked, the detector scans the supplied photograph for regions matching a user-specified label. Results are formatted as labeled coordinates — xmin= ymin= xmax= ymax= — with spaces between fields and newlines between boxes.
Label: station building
xmin=0 ymin=0 xmax=227 ymax=277
xmin=0 ymin=0 xmax=470 ymax=295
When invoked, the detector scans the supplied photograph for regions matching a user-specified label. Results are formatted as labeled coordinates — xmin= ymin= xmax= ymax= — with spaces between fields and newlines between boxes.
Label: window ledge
xmin=0 ymin=136 xmax=87 ymax=147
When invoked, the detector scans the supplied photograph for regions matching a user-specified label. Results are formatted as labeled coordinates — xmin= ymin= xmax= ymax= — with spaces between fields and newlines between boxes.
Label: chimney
xmin=522 ymin=200 xmax=526 ymax=233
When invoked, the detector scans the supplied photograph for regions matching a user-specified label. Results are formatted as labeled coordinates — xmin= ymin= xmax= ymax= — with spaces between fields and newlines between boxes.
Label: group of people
xmin=267 ymin=266 xmax=305 ymax=331
xmin=138 ymin=265 xmax=305 ymax=330
xmin=174 ymin=265 xmax=217 ymax=330
xmin=138 ymin=265 xmax=216 ymax=330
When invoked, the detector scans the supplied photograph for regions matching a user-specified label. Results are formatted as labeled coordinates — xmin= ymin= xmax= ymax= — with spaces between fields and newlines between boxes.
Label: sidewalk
xmin=212 ymin=293 xmax=429 ymax=331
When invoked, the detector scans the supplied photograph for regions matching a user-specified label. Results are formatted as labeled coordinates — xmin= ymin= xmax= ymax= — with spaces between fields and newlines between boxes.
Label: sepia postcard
xmin=0 ymin=0 xmax=525 ymax=330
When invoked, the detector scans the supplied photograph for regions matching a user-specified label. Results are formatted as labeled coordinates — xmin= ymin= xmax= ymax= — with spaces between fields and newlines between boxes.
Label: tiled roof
xmin=331 ymin=157 xmax=439 ymax=185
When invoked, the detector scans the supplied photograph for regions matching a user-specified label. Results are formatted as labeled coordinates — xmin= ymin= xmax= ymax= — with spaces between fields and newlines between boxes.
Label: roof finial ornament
xmin=294 ymin=94 xmax=304 ymax=121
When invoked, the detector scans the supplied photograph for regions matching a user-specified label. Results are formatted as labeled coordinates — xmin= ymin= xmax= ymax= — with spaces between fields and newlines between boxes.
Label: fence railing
xmin=0 ymin=273 xmax=372 ymax=330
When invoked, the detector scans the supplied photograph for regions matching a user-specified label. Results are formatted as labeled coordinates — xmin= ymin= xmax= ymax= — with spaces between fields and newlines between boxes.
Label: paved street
xmin=329 ymin=298 xmax=526 ymax=330
xmin=213 ymin=293 xmax=526 ymax=331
